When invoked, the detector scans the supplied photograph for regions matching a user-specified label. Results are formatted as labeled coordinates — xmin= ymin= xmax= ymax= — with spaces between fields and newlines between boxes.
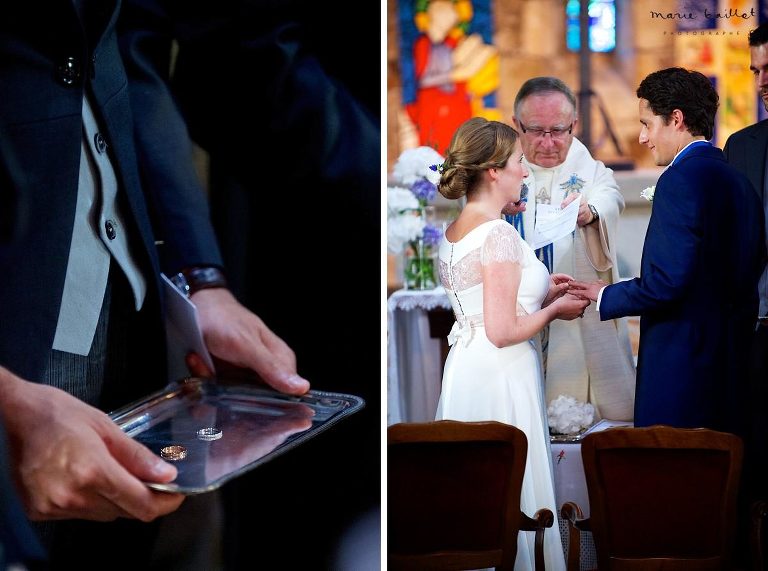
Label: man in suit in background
xmin=723 ymin=22 xmax=768 ymax=565
xmin=571 ymin=68 xmax=765 ymax=439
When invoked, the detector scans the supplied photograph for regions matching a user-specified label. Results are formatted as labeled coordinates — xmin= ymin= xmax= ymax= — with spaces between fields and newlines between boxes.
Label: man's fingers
xmin=246 ymin=346 xmax=309 ymax=395
xmin=561 ymin=192 xmax=581 ymax=207
xmin=103 ymin=422 xmax=178 ymax=484
xmin=99 ymin=426 xmax=185 ymax=520
xmin=186 ymin=352 xmax=214 ymax=377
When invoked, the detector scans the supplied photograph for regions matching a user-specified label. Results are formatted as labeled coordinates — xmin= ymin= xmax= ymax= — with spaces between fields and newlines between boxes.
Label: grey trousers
xmin=31 ymin=271 xmax=222 ymax=570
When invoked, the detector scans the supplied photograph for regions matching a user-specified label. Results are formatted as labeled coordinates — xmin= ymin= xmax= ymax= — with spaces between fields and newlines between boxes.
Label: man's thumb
xmin=106 ymin=427 xmax=178 ymax=483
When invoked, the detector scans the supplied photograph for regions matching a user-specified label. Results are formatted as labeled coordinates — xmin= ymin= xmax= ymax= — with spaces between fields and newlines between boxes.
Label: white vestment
xmin=519 ymin=138 xmax=635 ymax=421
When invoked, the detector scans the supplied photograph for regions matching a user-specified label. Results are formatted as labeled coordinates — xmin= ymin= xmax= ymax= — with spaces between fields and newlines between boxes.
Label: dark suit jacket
xmin=0 ymin=1 xmax=222 ymax=383
xmin=599 ymin=144 xmax=766 ymax=435
xmin=723 ymin=118 xmax=768 ymax=206
xmin=115 ymin=3 xmax=382 ymax=568
xmin=0 ymin=413 xmax=45 ymax=567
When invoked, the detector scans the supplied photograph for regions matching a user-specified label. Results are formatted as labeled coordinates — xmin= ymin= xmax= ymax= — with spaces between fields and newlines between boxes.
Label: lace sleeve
xmin=480 ymin=222 xmax=525 ymax=266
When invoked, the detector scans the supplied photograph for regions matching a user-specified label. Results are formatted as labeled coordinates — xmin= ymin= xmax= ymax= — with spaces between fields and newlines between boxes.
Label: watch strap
xmin=171 ymin=266 xmax=228 ymax=296
xmin=587 ymin=204 xmax=599 ymax=225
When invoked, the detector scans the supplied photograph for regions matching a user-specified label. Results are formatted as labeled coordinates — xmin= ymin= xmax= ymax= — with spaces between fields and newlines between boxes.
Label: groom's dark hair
xmin=636 ymin=67 xmax=718 ymax=140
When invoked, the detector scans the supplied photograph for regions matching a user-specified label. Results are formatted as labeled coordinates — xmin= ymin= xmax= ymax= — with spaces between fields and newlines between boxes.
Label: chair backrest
xmin=388 ymin=420 xmax=528 ymax=570
xmin=581 ymin=425 xmax=743 ymax=571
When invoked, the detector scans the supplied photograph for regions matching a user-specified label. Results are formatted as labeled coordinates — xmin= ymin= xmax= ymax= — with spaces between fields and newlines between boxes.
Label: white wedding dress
xmin=436 ymin=219 xmax=565 ymax=571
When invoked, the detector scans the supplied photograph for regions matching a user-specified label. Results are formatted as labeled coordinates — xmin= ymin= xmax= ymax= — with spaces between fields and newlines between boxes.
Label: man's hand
xmin=189 ymin=288 xmax=310 ymax=395
xmin=568 ymin=279 xmax=608 ymax=302
xmin=0 ymin=367 xmax=184 ymax=522
xmin=501 ymin=200 xmax=526 ymax=216
xmin=561 ymin=193 xmax=593 ymax=227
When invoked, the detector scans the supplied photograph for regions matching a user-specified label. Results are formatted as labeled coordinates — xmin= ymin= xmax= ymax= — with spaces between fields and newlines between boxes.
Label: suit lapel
xmin=747 ymin=120 xmax=768 ymax=202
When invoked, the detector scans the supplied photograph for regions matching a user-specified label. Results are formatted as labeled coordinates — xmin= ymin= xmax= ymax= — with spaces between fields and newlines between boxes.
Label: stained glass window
xmin=566 ymin=0 xmax=616 ymax=52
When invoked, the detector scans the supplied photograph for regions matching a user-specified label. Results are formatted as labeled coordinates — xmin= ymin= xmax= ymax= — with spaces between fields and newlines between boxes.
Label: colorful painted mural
xmin=398 ymin=0 xmax=500 ymax=154
xmin=673 ymin=0 xmax=759 ymax=145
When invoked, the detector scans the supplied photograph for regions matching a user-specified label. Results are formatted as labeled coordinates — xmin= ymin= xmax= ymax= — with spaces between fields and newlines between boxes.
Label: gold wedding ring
xmin=160 ymin=445 xmax=187 ymax=461
xmin=197 ymin=427 xmax=223 ymax=441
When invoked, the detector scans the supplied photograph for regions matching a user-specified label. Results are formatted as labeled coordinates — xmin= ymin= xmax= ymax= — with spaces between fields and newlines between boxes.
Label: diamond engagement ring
xmin=196 ymin=427 xmax=223 ymax=441
xmin=160 ymin=445 xmax=187 ymax=461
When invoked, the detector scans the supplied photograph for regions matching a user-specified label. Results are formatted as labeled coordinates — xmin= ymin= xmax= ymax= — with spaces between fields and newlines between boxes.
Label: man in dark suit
xmin=723 ymin=22 xmax=768 ymax=565
xmin=0 ymin=2 xmax=311 ymax=567
xmin=116 ymin=2 xmax=380 ymax=566
xmin=571 ymin=68 xmax=766 ymax=438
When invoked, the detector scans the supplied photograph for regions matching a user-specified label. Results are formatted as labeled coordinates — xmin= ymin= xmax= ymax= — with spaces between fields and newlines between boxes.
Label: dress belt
xmin=447 ymin=314 xmax=484 ymax=347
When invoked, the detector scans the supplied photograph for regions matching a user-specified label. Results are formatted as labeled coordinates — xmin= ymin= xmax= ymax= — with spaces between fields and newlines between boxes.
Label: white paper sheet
xmin=530 ymin=199 xmax=580 ymax=250
xmin=162 ymin=273 xmax=216 ymax=381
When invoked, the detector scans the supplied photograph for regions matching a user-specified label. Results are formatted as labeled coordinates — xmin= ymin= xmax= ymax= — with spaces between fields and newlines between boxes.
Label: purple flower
xmin=422 ymin=224 xmax=442 ymax=247
xmin=411 ymin=178 xmax=436 ymax=202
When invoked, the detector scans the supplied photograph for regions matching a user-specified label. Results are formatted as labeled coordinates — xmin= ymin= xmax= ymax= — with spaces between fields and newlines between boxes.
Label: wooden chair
xmin=388 ymin=420 xmax=553 ymax=571
xmin=561 ymin=425 xmax=743 ymax=571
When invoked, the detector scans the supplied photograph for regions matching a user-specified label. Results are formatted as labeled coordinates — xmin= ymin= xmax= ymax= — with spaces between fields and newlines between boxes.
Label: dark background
xmin=175 ymin=2 xmax=382 ymax=568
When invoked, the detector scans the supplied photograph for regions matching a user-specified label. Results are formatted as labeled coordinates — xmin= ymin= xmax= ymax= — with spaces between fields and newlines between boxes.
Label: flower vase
xmin=403 ymin=237 xmax=437 ymax=290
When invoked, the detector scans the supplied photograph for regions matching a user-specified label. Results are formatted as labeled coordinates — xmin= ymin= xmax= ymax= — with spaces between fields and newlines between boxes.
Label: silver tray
xmin=109 ymin=378 xmax=365 ymax=494
xmin=549 ymin=419 xmax=634 ymax=444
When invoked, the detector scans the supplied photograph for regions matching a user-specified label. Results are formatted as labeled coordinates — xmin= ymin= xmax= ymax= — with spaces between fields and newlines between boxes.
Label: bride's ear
xmin=487 ymin=167 xmax=500 ymax=182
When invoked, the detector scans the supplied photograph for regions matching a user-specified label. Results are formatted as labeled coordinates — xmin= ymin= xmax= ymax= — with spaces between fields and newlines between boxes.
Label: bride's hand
xmin=551 ymin=293 xmax=591 ymax=321
xmin=542 ymin=273 xmax=574 ymax=308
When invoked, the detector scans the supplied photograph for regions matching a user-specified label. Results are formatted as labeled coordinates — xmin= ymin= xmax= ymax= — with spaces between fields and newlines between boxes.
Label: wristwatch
xmin=587 ymin=204 xmax=599 ymax=225
xmin=170 ymin=266 xmax=228 ymax=297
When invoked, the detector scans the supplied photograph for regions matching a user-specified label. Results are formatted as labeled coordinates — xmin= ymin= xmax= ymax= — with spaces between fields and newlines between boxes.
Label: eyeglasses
xmin=519 ymin=121 xmax=573 ymax=140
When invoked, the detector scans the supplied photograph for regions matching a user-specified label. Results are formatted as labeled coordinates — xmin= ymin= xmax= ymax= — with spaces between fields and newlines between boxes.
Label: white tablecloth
xmin=387 ymin=287 xmax=451 ymax=425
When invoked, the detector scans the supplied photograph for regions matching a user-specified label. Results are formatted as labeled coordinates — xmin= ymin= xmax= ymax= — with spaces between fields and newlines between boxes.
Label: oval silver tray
xmin=109 ymin=378 xmax=365 ymax=494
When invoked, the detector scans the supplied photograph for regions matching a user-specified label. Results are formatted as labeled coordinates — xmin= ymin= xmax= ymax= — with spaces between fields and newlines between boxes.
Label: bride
xmin=435 ymin=117 xmax=588 ymax=570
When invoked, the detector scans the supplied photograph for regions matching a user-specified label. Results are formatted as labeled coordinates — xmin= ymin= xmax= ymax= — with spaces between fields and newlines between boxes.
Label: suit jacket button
xmin=56 ymin=57 xmax=81 ymax=86
xmin=104 ymin=220 xmax=116 ymax=240
xmin=94 ymin=133 xmax=107 ymax=154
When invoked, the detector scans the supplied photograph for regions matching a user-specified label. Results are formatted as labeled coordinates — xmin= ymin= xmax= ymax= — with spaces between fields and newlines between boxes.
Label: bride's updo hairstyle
xmin=438 ymin=117 xmax=519 ymax=200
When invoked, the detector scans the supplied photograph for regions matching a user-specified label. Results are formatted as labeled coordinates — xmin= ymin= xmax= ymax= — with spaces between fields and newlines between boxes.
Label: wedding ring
xmin=196 ymin=427 xmax=223 ymax=441
xmin=160 ymin=445 xmax=187 ymax=461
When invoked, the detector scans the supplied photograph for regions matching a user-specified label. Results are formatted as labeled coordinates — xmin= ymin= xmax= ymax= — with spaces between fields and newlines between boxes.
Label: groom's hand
xmin=568 ymin=279 xmax=607 ymax=302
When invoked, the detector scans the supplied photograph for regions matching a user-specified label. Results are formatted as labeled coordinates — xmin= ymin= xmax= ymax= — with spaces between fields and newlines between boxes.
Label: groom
xmin=571 ymin=68 xmax=766 ymax=437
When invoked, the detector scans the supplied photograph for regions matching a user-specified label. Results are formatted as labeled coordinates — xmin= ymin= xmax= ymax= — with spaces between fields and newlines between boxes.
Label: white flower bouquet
xmin=640 ymin=185 xmax=656 ymax=202
xmin=387 ymin=186 xmax=425 ymax=255
xmin=547 ymin=394 xmax=595 ymax=435
xmin=392 ymin=146 xmax=443 ymax=187
xmin=387 ymin=147 xmax=445 ymax=289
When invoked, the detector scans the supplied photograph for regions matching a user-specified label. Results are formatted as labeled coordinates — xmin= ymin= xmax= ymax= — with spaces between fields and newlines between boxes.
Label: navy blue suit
xmin=600 ymin=143 xmax=765 ymax=436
